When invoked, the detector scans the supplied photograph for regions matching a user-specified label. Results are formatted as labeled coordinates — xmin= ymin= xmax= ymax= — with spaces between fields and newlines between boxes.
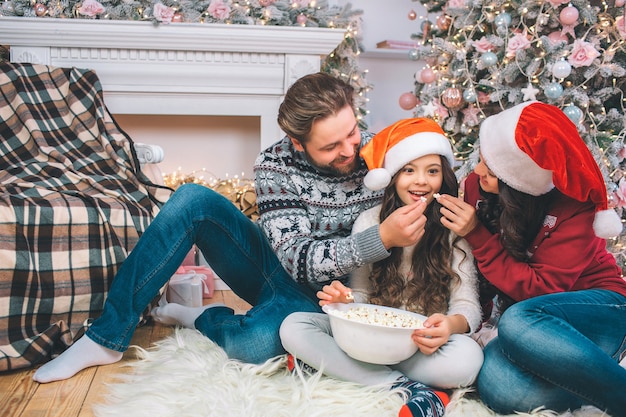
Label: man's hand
xmin=437 ymin=194 xmax=480 ymax=237
xmin=379 ymin=201 xmax=427 ymax=250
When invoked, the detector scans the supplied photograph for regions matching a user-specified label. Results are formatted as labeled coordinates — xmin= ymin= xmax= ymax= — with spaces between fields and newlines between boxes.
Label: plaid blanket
xmin=0 ymin=62 xmax=171 ymax=372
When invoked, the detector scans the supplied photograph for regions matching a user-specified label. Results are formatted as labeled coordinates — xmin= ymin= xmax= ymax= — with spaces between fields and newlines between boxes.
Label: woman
xmin=280 ymin=118 xmax=483 ymax=417
xmin=437 ymin=101 xmax=626 ymax=416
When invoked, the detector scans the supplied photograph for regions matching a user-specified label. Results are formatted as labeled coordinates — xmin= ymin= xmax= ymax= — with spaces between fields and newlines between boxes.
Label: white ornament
xmin=422 ymin=101 xmax=437 ymax=117
xmin=552 ymin=60 xmax=572 ymax=79
xmin=521 ymin=83 xmax=539 ymax=101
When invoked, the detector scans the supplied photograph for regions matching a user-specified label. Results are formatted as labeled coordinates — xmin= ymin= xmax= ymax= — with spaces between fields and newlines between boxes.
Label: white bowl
xmin=322 ymin=302 xmax=426 ymax=365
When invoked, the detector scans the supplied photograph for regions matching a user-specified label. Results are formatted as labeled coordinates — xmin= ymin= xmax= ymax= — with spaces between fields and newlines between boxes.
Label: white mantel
xmin=0 ymin=17 xmax=346 ymax=149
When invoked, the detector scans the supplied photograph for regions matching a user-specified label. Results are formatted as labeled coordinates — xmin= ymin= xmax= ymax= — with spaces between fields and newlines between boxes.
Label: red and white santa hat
xmin=360 ymin=118 xmax=454 ymax=191
xmin=479 ymin=101 xmax=622 ymax=239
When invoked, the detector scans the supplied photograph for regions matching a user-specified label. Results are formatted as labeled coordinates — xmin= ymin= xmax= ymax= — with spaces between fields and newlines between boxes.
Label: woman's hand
xmin=317 ymin=280 xmax=354 ymax=306
xmin=437 ymin=194 xmax=480 ymax=237
xmin=410 ymin=313 xmax=453 ymax=355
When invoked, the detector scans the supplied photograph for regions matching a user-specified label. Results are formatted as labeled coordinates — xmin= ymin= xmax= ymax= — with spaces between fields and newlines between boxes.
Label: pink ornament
xmin=34 ymin=2 xmax=48 ymax=16
xmin=441 ymin=87 xmax=463 ymax=110
xmin=399 ymin=92 xmax=418 ymax=111
xmin=408 ymin=10 xmax=417 ymax=20
xmin=420 ymin=68 xmax=436 ymax=83
xmin=547 ymin=31 xmax=568 ymax=43
xmin=172 ymin=13 xmax=184 ymax=22
xmin=296 ymin=14 xmax=307 ymax=25
xmin=559 ymin=6 xmax=579 ymax=26
xmin=616 ymin=0 xmax=625 ymax=6
xmin=617 ymin=16 xmax=626 ymax=39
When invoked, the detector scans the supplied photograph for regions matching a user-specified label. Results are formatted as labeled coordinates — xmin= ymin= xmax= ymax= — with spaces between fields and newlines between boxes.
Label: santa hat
xmin=479 ymin=101 xmax=622 ymax=239
xmin=360 ymin=118 xmax=454 ymax=191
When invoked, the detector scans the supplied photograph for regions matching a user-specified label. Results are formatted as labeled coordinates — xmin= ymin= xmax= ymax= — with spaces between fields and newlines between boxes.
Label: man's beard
xmin=303 ymin=148 xmax=360 ymax=176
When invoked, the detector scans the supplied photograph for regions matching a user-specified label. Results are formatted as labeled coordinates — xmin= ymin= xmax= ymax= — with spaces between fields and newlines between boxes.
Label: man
xmin=33 ymin=72 xmax=426 ymax=383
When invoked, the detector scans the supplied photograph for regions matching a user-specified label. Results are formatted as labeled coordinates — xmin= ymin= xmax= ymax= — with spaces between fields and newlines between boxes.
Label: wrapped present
xmin=176 ymin=265 xmax=215 ymax=298
xmin=167 ymin=272 xmax=204 ymax=307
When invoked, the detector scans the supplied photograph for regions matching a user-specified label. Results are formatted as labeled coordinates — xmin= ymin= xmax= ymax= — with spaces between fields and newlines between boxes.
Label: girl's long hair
xmin=368 ymin=157 xmax=466 ymax=316
xmin=475 ymin=179 xmax=556 ymax=313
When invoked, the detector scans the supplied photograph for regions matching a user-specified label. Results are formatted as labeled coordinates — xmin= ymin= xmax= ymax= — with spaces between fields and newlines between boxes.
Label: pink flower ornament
xmin=153 ymin=2 xmax=175 ymax=23
xmin=567 ymin=39 xmax=600 ymax=68
xmin=616 ymin=16 xmax=626 ymax=40
xmin=434 ymin=99 xmax=449 ymax=120
xmin=446 ymin=0 xmax=466 ymax=9
xmin=472 ymin=37 xmax=495 ymax=53
xmin=614 ymin=178 xmax=626 ymax=209
xmin=78 ymin=0 xmax=105 ymax=17
xmin=506 ymin=30 xmax=531 ymax=58
xmin=477 ymin=91 xmax=491 ymax=104
xmin=208 ymin=0 xmax=231 ymax=20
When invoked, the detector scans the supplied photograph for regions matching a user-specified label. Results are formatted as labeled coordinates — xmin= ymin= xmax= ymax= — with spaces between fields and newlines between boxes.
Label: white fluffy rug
xmin=94 ymin=329 xmax=609 ymax=417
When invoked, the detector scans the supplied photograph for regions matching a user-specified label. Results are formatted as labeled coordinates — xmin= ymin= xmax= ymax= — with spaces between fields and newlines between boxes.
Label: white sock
xmin=33 ymin=335 xmax=123 ymax=383
xmin=151 ymin=302 xmax=226 ymax=328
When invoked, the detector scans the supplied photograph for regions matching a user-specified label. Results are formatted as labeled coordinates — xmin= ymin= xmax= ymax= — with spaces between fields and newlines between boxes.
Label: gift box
xmin=167 ymin=272 xmax=205 ymax=307
xmin=175 ymin=265 xmax=215 ymax=298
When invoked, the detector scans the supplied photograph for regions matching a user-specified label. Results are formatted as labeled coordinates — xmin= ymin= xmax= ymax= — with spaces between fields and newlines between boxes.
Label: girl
xmin=437 ymin=101 xmax=626 ymax=416
xmin=280 ymin=118 xmax=483 ymax=417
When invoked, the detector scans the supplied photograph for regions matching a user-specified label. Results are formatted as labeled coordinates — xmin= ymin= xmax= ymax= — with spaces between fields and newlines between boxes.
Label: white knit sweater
xmin=348 ymin=204 xmax=482 ymax=333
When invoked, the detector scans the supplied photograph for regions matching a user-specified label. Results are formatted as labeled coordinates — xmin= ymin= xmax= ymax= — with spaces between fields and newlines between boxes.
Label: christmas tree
xmin=403 ymin=0 xmax=626 ymax=268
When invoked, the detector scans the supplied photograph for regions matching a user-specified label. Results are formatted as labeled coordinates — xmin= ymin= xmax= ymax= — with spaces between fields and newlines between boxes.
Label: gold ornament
xmin=436 ymin=14 xmax=451 ymax=31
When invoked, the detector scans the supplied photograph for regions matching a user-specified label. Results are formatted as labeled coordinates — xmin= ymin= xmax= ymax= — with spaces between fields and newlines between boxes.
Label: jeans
xmin=86 ymin=184 xmax=322 ymax=363
xmin=477 ymin=289 xmax=626 ymax=416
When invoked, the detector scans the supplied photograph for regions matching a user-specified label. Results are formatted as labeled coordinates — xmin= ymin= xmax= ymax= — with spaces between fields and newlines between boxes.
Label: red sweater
xmin=463 ymin=172 xmax=626 ymax=301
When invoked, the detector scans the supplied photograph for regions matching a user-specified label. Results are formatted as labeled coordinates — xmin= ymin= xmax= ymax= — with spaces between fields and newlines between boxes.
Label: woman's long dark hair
xmin=367 ymin=157 xmax=467 ymax=316
xmin=475 ymin=179 xmax=557 ymax=314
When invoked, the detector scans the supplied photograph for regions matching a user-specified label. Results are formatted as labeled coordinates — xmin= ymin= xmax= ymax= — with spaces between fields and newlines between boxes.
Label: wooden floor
xmin=0 ymin=290 xmax=251 ymax=417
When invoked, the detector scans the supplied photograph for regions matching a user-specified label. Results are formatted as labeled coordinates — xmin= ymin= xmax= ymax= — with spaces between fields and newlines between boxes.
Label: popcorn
xmin=433 ymin=193 xmax=441 ymax=199
xmin=327 ymin=305 xmax=424 ymax=329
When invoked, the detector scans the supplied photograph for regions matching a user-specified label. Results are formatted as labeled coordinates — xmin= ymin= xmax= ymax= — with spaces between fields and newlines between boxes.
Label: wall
xmin=116 ymin=114 xmax=260 ymax=179
xmin=114 ymin=0 xmax=427 ymax=177
xmin=344 ymin=0 xmax=427 ymax=133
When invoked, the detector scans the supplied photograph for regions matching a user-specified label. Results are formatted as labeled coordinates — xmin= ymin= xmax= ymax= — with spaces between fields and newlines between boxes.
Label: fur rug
xmin=94 ymin=328 xmax=609 ymax=417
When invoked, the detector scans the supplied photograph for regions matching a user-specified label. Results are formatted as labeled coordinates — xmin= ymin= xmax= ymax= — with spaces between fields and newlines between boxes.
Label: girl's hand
xmin=317 ymin=280 xmax=354 ymax=306
xmin=410 ymin=313 xmax=452 ymax=355
xmin=437 ymin=194 xmax=480 ymax=237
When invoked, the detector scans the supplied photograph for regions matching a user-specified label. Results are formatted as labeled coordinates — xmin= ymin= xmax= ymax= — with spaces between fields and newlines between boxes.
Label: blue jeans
xmin=477 ymin=289 xmax=626 ymax=416
xmin=86 ymin=184 xmax=321 ymax=363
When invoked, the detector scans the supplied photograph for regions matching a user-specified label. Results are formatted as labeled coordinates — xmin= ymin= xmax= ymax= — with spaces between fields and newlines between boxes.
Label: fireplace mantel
xmin=0 ymin=17 xmax=346 ymax=148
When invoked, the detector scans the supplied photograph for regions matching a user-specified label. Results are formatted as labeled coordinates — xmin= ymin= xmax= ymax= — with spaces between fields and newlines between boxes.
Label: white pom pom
xmin=363 ymin=168 xmax=391 ymax=191
xmin=593 ymin=209 xmax=623 ymax=239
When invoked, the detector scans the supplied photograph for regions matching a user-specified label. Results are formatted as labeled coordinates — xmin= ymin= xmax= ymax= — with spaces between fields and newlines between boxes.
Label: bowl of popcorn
xmin=322 ymin=303 xmax=426 ymax=365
